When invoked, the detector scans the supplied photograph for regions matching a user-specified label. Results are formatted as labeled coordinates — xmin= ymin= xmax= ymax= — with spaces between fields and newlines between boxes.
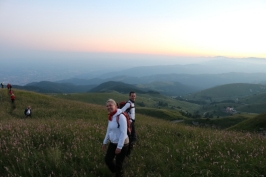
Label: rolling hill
xmin=57 ymin=72 xmax=266 ymax=90
xmin=227 ymin=112 xmax=266 ymax=131
xmin=1 ymin=89 xmax=266 ymax=176
xmin=183 ymin=83 xmax=266 ymax=102
xmin=136 ymin=81 xmax=200 ymax=96
xmin=14 ymin=81 xmax=96 ymax=93
xmin=88 ymin=81 xmax=156 ymax=94
xmin=183 ymin=114 xmax=254 ymax=129
xmin=98 ymin=58 xmax=266 ymax=78
xmin=55 ymin=91 xmax=201 ymax=113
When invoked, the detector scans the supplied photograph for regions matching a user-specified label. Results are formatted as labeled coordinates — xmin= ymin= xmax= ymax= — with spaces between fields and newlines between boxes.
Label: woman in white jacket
xmin=102 ymin=99 xmax=129 ymax=177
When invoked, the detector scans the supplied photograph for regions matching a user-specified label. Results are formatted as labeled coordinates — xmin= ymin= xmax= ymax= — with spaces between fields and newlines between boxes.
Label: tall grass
xmin=0 ymin=89 xmax=266 ymax=176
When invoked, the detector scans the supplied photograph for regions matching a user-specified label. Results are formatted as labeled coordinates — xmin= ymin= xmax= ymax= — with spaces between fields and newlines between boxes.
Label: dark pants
xmin=127 ymin=121 xmax=136 ymax=157
xmin=105 ymin=143 xmax=129 ymax=177
xmin=130 ymin=121 xmax=136 ymax=142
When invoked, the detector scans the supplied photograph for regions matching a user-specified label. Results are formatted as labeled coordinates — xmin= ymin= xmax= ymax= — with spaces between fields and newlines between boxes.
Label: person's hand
xmin=102 ymin=144 xmax=107 ymax=151
xmin=115 ymin=148 xmax=121 ymax=154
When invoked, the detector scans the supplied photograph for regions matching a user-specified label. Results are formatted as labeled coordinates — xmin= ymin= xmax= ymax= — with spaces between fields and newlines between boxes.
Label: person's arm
xmin=130 ymin=107 xmax=135 ymax=120
xmin=103 ymin=121 xmax=110 ymax=145
xmin=121 ymin=102 xmax=130 ymax=112
xmin=117 ymin=114 xmax=128 ymax=151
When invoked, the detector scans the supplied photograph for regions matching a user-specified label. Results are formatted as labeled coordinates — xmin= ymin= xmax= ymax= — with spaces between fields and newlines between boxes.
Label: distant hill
xmin=236 ymin=102 xmax=266 ymax=114
xmin=56 ymin=78 xmax=104 ymax=85
xmin=183 ymin=114 xmax=253 ymax=129
xmin=55 ymin=91 xmax=201 ymax=113
xmin=136 ymin=81 xmax=200 ymax=96
xmin=98 ymin=58 xmax=266 ymax=78
xmin=227 ymin=112 xmax=266 ymax=131
xmin=89 ymin=81 xmax=155 ymax=94
xmin=56 ymin=72 xmax=266 ymax=90
xmin=259 ymin=80 xmax=266 ymax=85
xmin=238 ymin=92 xmax=266 ymax=104
xmin=183 ymin=83 xmax=266 ymax=102
xmin=133 ymin=72 xmax=266 ymax=89
xmin=14 ymin=81 xmax=95 ymax=93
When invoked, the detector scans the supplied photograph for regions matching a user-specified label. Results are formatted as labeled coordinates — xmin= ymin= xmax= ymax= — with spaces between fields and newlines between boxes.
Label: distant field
xmin=183 ymin=114 xmax=255 ymax=129
xmin=228 ymin=112 xmax=266 ymax=131
xmin=138 ymin=107 xmax=185 ymax=121
xmin=184 ymin=83 xmax=266 ymax=102
xmin=54 ymin=92 xmax=201 ymax=113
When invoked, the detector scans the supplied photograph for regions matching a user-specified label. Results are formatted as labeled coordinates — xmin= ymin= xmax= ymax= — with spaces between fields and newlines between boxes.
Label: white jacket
xmin=103 ymin=109 xmax=128 ymax=149
xmin=121 ymin=100 xmax=135 ymax=122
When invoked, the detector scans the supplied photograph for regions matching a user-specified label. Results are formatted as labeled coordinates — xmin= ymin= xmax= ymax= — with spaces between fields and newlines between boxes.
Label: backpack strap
xmin=125 ymin=101 xmax=134 ymax=113
xmin=116 ymin=112 xmax=131 ymax=135
xmin=116 ymin=113 xmax=122 ymax=128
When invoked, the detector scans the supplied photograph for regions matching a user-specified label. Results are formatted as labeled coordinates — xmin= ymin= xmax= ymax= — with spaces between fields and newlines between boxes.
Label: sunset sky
xmin=1 ymin=0 xmax=266 ymax=63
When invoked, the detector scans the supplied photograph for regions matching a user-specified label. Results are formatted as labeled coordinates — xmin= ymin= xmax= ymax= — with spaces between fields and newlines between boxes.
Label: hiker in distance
xmin=7 ymin=83 xmax=12 ymax=90
xmin=1 ymin=82 xmax=4 ymax=88
xmin=121 ymin=91 xmax=136 ymax=156
xmin=102 ymin=99 xmax=129 ymax=177
xmin=24 ymin=106 xmax=32 ymax=117
xmin=10 ymin=93 xmax=15 ymax=104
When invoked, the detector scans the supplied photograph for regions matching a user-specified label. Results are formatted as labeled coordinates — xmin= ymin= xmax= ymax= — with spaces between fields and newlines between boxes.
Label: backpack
xmin=116 ymin=112 xmax=131 ymax=135
xmin=119 ymin=101 xmax=134 ymax=113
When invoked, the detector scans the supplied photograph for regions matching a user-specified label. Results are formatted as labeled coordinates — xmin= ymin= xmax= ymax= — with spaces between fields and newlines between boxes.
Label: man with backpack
xmin=121 ymin=91 xmax=136 ymax=157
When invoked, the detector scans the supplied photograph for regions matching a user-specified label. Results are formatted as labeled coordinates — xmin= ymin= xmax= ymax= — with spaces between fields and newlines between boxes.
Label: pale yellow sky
xmin=0 ymin=0 xmax=265 ymax=59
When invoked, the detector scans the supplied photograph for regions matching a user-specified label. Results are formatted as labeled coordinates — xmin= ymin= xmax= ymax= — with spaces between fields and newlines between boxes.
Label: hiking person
xmin=24 ymin=106 xmax=32 ymax=117
xmin=121 ymin=91 xmax=136 ymax=156
xmin=10 ymin=93 xmax=15 ymax=103
xmin=102 ymin=99 xmax=129 ymax=177
xmin=1 ymin=82 xmax=3 ymax=88
xmin=7 ymin=83 xmax=11 ymax=90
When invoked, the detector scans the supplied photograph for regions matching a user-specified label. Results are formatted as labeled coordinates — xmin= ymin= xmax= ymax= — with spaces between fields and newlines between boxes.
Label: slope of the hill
xmin=57 ymin=72 xmax=266 ymax=90
xmin=14 ymin=81 xmax=95 ymax=93
xmin=0 ymin=88 xmax=104 ymax=120
xmin=54 ymin=91 xmax=201 ymax=113
xmin=0 ymin=89 xmax=266 ymax=176
xmin=89 ymin=81 xmax=150 ymax=94
xmin=183 ymin=114 xmax=254 ymax=129
xmin=184 ymin=83 xmax=266 ymax=102
xmin=138 ymin=107 xmax=185 ymax=121
xmin=238 ymin=92 xmax=266 ymax=104
xmin=227 ymin=112 xmax=266 ymax=131
xmin=136 ymin=81 xmax=200 ymax=96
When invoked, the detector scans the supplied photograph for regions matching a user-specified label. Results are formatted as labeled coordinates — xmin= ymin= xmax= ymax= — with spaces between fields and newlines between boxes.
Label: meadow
xmin=0 ymin=89 xmax=266 ymax=176
xmin=54 ymin=92 xmax=200 ymax=113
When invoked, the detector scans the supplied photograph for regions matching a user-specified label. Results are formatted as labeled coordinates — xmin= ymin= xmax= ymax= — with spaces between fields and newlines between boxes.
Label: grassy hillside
xmin=238 ymin=92 xmax=266 ymax=104
xmin=227 ymin=112 xmax=266 ymax=131
xmin=55 ymin=91 xmax=201 ymax=113
xmin=136 ymin=81 xmax=200 ymax=96
xmin=14 ymin=81 xmax=96 ymax=93
xmin=89 ymin=81 xmax=148 ymax=94
xmin=183 ymin=114 xmax=254 ymax=129
xmin=138 ymin=107 xmax=185 ymax=121
xmin=184 ymin=83 xmax=266 ymax=102
xmin=0 ymin=89 xmax=266 ymax=176
xmin=236 ymin=102 xmax=266 ymax=114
